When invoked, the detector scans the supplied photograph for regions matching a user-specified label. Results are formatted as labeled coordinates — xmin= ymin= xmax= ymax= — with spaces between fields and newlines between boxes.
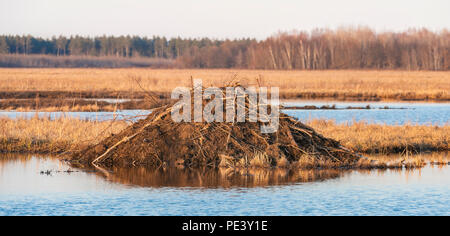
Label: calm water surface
xmin=0 ymin=109 xmax=151 ymax=122
xmin=0 ymin=155 xmax=449 ymax=216
xmin=1 ymin=100 xmax=448 ymax=125
xmin=282 ymin=100 xmax=450 ymax=125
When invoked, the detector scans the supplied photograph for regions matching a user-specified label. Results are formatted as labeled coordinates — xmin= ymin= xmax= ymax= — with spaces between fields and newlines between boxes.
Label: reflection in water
xmin=83 ymin=152 xmax=449 ymax=188
xmin=87 ymin=165 xmax=346 ymax=188
xmin=0 ymin=153 xmax=346 ymax=188
xmin=1 ymin=153 xmax=449 ymax=216
xmin=1 ymin=152 xmax=448 ymax=189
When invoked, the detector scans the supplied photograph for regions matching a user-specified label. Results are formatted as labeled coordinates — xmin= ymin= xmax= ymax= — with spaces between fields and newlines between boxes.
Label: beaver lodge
xmin=71 ymin=82 xmax=363 ymax=169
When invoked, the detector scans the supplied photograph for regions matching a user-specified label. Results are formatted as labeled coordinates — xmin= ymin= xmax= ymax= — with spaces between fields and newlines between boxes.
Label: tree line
xmin=0 ymin=27 xmax=448 ymax=70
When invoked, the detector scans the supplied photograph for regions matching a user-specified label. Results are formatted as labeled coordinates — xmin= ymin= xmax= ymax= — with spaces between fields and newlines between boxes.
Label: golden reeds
xmin=0 ymin=117 xmax=127 ymax=153
xmin=307 ymin=120 xmax=450 ymax=153
xmin=0 ymin=68 xmax=448 ymax=101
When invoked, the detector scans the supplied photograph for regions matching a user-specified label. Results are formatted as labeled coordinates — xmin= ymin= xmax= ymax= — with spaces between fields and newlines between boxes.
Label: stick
xmin=92 ymin=107 xmax=171 ymax=164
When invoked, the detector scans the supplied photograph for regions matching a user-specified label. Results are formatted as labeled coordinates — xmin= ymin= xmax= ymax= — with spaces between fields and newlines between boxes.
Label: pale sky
xmin=0 ymin=0 xmax=449 ymax=39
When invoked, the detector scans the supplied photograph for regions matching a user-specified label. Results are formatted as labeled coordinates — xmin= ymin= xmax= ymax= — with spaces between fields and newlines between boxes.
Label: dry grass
xmin=93 ymin=164 xmax=346 ymax=187
xmin=363 ymin=152 xmax=448 ymax=169
xmin=307 ymin=120 xmax=450 ymax=153
xmin=0 ymin=117 xmax=128 ymax=153
xmin=0 ymin=68 xmax=449 ymax=101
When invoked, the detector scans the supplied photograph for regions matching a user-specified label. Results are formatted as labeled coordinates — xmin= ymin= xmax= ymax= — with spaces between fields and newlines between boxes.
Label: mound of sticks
xmin=71 ymin=84 xmax=361 ymax=168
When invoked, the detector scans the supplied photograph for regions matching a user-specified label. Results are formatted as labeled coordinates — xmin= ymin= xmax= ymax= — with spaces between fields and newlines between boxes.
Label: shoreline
xmin=0 ymin=117 xmax=448 ymax=156
xmin=0 ymin=100 xmax=417 ymax=112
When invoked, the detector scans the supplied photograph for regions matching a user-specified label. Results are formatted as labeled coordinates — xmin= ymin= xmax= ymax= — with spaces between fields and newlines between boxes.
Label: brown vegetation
xmin=0 ymin=117 xmax=127 ymax=153
xmin=0 ymin=69 xmax=449 ymax=101
xmin=366 ymin=152 xmax=448 ymax=168
xmin=309 ymin=120 xmax=450 ymax=153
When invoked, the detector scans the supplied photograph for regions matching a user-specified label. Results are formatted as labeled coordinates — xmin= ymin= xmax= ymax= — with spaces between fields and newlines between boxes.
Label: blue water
xmin=282 ymin=100 xmax=450 ymax=125
xmin=0 ymin=101 xmax=448 ymax=125
xmin=0 ymin=109 xmax=151 ymax=122
xmin=0 ymin=155 xmax=449 ymax=216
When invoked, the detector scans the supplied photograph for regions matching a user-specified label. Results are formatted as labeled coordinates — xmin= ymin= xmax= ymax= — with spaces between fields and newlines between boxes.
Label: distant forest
xmin=0 ymin=27 xmax=448 ymax=70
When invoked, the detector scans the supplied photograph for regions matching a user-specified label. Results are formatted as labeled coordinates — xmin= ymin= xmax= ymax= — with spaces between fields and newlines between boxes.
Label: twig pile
xmin=71 ymin=85 xmax=361 ymax=168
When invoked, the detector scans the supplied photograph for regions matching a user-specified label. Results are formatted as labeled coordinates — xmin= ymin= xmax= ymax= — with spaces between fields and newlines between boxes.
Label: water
xmin=0 ymin=109 xmax=151 ymax=122
xmin=0 ymin=100 xmax=448 ymax=125
xmin=82 ymin=98 xmax=137 ymax=103
xmin=0 ymin=155 xmax=449 ymax=216
xmin=282 ymin=100 xmax=450 ymax=125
